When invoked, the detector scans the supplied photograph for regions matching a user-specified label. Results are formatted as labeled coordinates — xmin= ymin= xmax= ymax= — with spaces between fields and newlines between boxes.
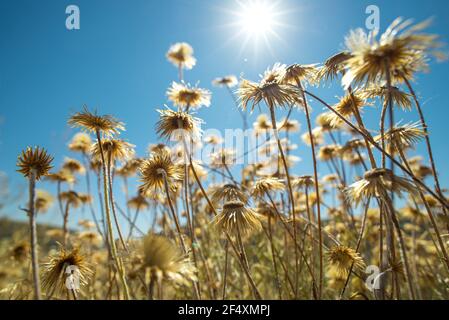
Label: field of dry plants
xmin=1 ymin=16 xmax=449 ymax=301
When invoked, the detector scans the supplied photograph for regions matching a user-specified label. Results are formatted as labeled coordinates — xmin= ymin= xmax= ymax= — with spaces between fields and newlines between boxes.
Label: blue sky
xmin=1 ymin=0 xmax=448 ymax=230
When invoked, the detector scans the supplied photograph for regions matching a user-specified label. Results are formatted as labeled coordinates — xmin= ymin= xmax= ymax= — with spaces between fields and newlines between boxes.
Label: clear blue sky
xmin=1 ymin=0 xmax=448 ymax=229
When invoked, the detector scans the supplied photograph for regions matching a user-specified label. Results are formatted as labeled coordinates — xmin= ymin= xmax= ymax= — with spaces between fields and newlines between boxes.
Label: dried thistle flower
xmin=292 ymin=175 xmax=315 ymax=189
xmin=251 ymin=177 xmax=285 ymax=197
xmin=167 ymin=81 xmax=211 ymax=109
xmin=59 ymin=191 xmax=91 ymax=208
xmin=127 ymin=194 xmax=150 ymax=211
xmin=46 ymin=169 xmax=76 ymax=185
xmin=68 ymin=133 xmax=92 ymax=154
xmin=78 ymin=231 xmax=102 ymax=246
xmin=41 ymin=246 xmax=92 ymax=296
xmin=343 ymin=18 xmax=445 ymax=87
xmin=325 ymin=93 xmax=367 ymax=127
xmin=253 ymin=114 xmax=273 ymax=132
xmin=139 ymin=151 xmax=183 ymax=193
xmin=68 ymin=106 xmax=125 ymax=137
xmin=142 ymin=234 xmax=196 ymax=285
xmin=210 ymin=149 xmax=236 ymax=169
xmin=318 ymin=144 xmax=342 ymax=161
xmin=62 ymin=157 xmax=85 ymax=175
xmin=17 ymin=147 xmax=53 ymax=180
xmin=212 ymin=75 xmax=238 ymax=88
xmin=213 ymin=200 xmax=262 ymax=236
xmin=210 ymin=184 xmax=248 ymax=204
xmin=91 ymin=139 xmax=135 ymax=164
xmin=35 ymin=190 xmax=54 ymax=213
xmin=375 ymin=122 xmax=426 ymax=153
xmin=316 ymin=51 xmax=352 ymax=82
xmin=238 ymin=63 xmax=300 ymax=112
xmin=327 ymin=245 xmax=366 ymax=277
xmin=345 ymin=168 xmax=418 ymax=205
xmin=282 ymin=63 xmax=319 ymax=86
xmin=156 ymin=107 xmax=203 ymax=141
xmin=166 ymin=42 xmax=196 ymax=70
xmin=115 ymin=158 xmax=143 ymax=177
xmin=301 ymin=127 xmax=324 ymax=146
xmin=360 ymin=85 xmax=412 ymax=110
xmin=277 ymin=118 xmax=300 ymax=132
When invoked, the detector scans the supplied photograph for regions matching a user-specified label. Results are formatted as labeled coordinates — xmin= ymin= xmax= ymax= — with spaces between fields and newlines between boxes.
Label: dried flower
xmin=17 ymin=147 xmax=53 ymax=180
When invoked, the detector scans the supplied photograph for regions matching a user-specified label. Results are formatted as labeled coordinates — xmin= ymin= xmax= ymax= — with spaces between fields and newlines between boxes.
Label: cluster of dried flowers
xmin=3 ymin=18 xmax=449 ymax=300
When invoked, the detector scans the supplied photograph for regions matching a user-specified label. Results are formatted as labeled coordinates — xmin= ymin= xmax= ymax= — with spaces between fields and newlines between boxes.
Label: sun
xmin=220 ymin=0 xmax=293 ymax=59
xmin=238 ymin=0 xmax=276 ymax=37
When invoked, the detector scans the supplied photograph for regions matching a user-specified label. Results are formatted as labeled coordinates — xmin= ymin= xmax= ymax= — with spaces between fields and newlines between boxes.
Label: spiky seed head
xmin=68 ymin=106 xmax=125 ymax=137
xmin=17 ymin=147 xmax=53 ymax=180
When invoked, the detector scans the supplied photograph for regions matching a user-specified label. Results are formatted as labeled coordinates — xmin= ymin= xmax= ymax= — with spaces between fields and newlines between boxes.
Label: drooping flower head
xmin=251 ymin=177 xmax=285 ymax=198
xmin=343 ymin=18 xmax=445 ymax=87
xmin=213 ymin=200 xmax=262 ymax=237
xmin=210 ymin=184 xmax=248 ymax=204
xmin=238 ymin=63 xmax=300 ymax=112
xmin=345 ymin=168 xmax=418 ymax=205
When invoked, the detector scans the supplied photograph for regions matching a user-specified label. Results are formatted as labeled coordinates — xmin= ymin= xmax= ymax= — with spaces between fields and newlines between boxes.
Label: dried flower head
xmin=301 ymin=127 xmax=324 ymax=146
xmin=35 ymin=189 xmax=54 ymax=213
xmin=318 ymin=144 xmax=342 ymax=161
xmin=361 ymin=85 xmax=412 ymax=110
xmin=345 ymin=168 xmax=418 ymax=205
xmin=167 ymin=81 xmax=211 ymax=109
xmin=127 ymin=194 xmax=150 ymax=211
xmin=316 ymin=51 xmax=352 ymax=82
xmin=213 ymin=200 xmax=262 ymax=236
xmin=251 ymin=177 xmax=285 ymax=197
xmin=91 ymin=139 xmax=135 ymax=164
xmin=156 ymin=107 xmax=203 ymax=141
xmin=327 ymin=245 xmax=366 ymax=277
xmin=142 ymin=234 xmax=196 ymax=285
xmin=115 ymin=158 xmax=143 ymax=177
xmin=325 ymin=93 xmax=366 ymax=127
xmin=253 ymin=114 xmax=273 ymax=132
xmin=166 ymin=42 xmax=196 ymax=70
xmin=17 ymin=147 xmax=53 ymax=180
xmin=238 ymin=63 xmax=300 ymax=112
xmin=46 ymin=169 xmax=76 ymax=185
xmin=41 ymin=246 xmax=93 ymax=296
xmin=68 ymin=106 xmax=125 ymax=137
xmin=68 ymin=133 xmax=92 ymax=154
xmin=282 ymin=63 xmax=319 ymax=85
xmin=212 ymin=75 xmax=238 ymax=88
xmin=11 ymin=241 xmax=29 ymax=262
xmin=343 ymin=18 xmax=445 ymax=87
xmin=139 ymin=151 xmax=183 ymax=193
xmin=62 ymin=157 xmax=85 ymax=175
xmin=292 ymin=175 xmax=315 ymax=189
xmin=210 ymin=149 xmax=236 ymax=169
xmin=375 ymin=122 xmax=426 ymax=153
xmin=210 ymin=183 xmax=247 ymax=204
